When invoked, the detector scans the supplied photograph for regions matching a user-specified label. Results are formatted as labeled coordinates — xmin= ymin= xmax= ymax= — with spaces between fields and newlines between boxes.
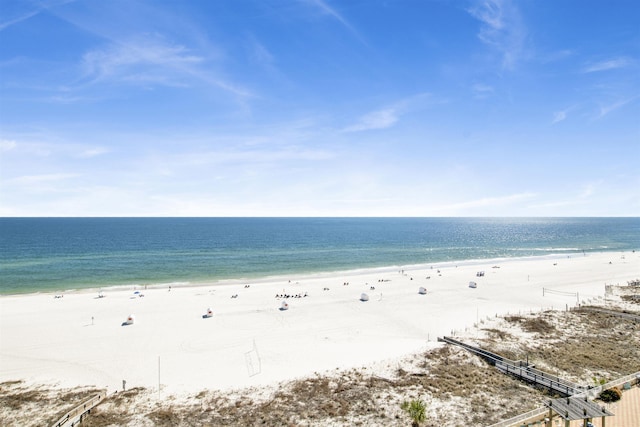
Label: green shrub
xmin=401 ymin=399 xmax=427 ymax=427
xmin=598 ymin=387 xmax=622 ymax=402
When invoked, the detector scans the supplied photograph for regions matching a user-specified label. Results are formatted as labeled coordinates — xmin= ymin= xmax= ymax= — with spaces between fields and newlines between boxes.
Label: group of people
xmin=275 ymin=292 xmax=308 ymax=299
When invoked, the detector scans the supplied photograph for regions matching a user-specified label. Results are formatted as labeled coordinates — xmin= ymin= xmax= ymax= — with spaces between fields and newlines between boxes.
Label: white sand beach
xmin=0 ymin=252 xmax=637 ymax=396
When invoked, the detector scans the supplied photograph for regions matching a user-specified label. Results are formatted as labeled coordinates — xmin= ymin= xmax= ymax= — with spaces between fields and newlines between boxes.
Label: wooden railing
xmin=486 ymin=372 xmax=640 ymax=427
xmin=495 ymin=361 xmax=583 ymax=396
xmin=439 ymin=336 xmax=583 ymax=396
xmin=50 ymin=391 xmax=106 ymax=427
xmin=437 ymin=336 xmax=506 ymax=364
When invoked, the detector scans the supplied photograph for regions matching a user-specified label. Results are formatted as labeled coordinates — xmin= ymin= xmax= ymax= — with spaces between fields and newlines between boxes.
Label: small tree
xmin=599 ymin=387 xmax=622 ymax=403
xmin=401 ymin=399 xmax=427 ymax=427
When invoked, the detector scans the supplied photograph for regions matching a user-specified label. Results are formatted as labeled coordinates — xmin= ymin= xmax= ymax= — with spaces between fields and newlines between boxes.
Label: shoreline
xmin=2 ymin=250 xmax=633 ymax=297
xmin=1 ymin=251 xmax=638 ymax=397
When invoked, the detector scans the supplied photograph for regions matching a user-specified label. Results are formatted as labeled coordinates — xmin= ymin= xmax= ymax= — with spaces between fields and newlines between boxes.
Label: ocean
xmin=0 ymin=217 xmax=638 ymax=295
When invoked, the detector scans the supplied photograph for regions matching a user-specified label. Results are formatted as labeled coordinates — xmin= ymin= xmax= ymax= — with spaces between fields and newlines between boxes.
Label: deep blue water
xmin=0 ymin=217 xmax=638 ymax=295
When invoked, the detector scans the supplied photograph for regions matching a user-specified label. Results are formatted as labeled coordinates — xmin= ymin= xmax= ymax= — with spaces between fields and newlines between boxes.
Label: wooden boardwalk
xmin=50 ymin=391 xmax=105 ymax=427
xmin=506 ymin=385 xmax=640 ymax=427
xmin=488 ymin=373 xmax=640 ymax=427
xmin=438 ymin=336 xmax=584 ymax=396
xmin=575 ymin=306 xmax=640 ymax=322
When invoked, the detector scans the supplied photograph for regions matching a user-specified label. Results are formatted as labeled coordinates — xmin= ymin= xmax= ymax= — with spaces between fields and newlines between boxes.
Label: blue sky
xmin=1 ymin=0 xmax=638 ymax=217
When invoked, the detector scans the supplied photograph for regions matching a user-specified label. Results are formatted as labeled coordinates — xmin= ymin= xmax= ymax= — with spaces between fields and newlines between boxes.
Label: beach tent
xmin=125 ymin=315 xmax=135 ymax=325
xmin=469 ymin=281 xmax=477 ymax=288
xmin=203 ymin=308 xmax=213 ymax=318
xmin=280 ymin=301 xmax=289 ymax=311
xmin=360 ymin=293 xmax=369 ymax=302
xmin=418 ymin=287 xmax=427 ymax=295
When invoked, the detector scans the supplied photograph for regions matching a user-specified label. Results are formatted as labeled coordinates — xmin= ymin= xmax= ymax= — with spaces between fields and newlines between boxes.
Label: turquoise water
xmin=0 ymin=217 xmax=638 ymax=295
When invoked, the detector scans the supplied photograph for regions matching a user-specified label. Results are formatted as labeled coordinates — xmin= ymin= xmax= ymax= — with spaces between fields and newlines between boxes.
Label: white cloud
xmin=342 ymin=93 xmax=432 ymax=132
xmin=82 ymin=36 xmax=202 ymax=83
xmin=0 ymin=0 xmax=75 ymax=31
xmin=467 ymin=0 xmax=526 ymax=70
xmin=579 ymin=182 xmax=600 ymax=199
xmin=552 ymin=111 xmax=566 ymax=124
xmin=472 ymin=83 xmax=494 ymax=98
xmin=0 ymin=10 xmax=39 ymax=32
xmin=304 ymin=0 xmax=367 ymax=45
xmin=552 ymin=105 xmax=578 ymax=124
xmin=247 ymin=37 xmax=275 ymax=68
xmin=77 ymin=147 xmax=109 ymax=158
xmin=79 ymin=34 xmax=253 ymax=98
xmin=180 ymin=147 xmax=334 ymax=167
xmin=597 ymin=97 xmax=637 ymax=118
xmin=0 ymin=139 xmax=17 ymax=151
xmin=539 ymin=49 xmax=573 ymax=63
xmin=582 ymin=57 xmax=630 ymax=73
xmin=527 ymin=183 xmax=601 ymax=212
xmin=7 ymin=173 xmax=80 ymax=185
xmin=342 ymin=108 xmax=399 ymax=132
xmin=434 ymin=192 xmax=537 ymax=213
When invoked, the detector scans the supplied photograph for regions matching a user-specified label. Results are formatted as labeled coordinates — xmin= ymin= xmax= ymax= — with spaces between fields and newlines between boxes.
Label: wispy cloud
xmin=528 ymin=183 xmax=601 ymax=211
xmin=579 ymin=182 xmax=600 ymax=199
xmin=472 ymin=83 xmax=494 ymax=99
xmin=0 ymin=139 xmax=17 ymax=151
xmin=0 ymin=138 xmax=111 ymax=159
xmin=343 ymin=108 xmax=400 ymax=132
xmin=552 ymin=111 xmax=567 ymax=124
xmin=246 ymin=36 xmax=275 ymax=69
xmin=82 ymin=36 xmax=202 ymax=84
xmin=77 ymin=147 xmax=109 ymax=158
xmin=436 ymin=192 xmax=537 ymax=212
xmin=467 ymin=0 xmax=526 ymax=70
xmin=0 ymin=0 xmax=77 ymax=31
xmin=7 ymin=173 xmax=80 ymax=185
xmin=304 ymin=0 xmax=367 ymax=46
xmin=539 ymin=49 xmax=573 ymax=64
xmin=551 ymin=105 xmax=576 ymax=124
xmin=342 ymin=93 xmax=431 ymax=132
xmin=597 ymin=97 xmax=637 ymax=118
xmin=582 ymin=57 xmax=630 ymax=73
xmin=178 ymin=146 xmax=334 ymax=167
xmin=0 ymin=9 xmax=40 ymax=32
xmin=79 ymin=35 xmax=252 ymax=98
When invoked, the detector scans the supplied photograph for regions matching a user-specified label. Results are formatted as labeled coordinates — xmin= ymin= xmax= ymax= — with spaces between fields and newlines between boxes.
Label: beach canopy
xmin=360 ymin=293 xmax=369 ymax=302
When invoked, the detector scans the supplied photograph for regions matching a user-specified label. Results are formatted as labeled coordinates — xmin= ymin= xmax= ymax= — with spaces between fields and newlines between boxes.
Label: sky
xmin=0 ymin=0 xmax=638 ymax=217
